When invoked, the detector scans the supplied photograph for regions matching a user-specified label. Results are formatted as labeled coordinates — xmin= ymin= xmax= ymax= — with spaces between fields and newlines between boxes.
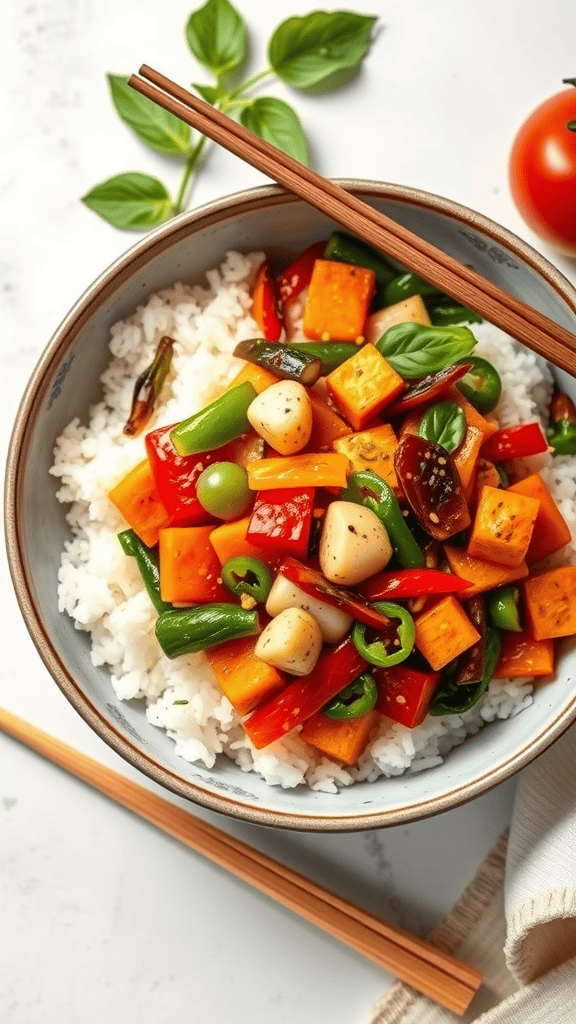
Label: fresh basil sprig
xmin=376 ymin=322 xmax=477 ymax=379
xmin=418 ymin=401 xmax=466 ymax=454
xmin=82 ymin=1 xmax=377 ymax=231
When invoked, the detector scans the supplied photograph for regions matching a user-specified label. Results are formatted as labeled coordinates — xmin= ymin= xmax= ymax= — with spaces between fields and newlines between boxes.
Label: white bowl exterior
xmin=7 ymin=182 xmax=576 ymax=829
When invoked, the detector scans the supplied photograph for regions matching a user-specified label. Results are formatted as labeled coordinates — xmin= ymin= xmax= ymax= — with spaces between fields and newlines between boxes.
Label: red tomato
xmin=508 ymin=87 xmax=576 ymax=256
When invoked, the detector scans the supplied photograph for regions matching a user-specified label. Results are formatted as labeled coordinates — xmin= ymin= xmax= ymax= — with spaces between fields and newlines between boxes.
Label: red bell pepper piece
xmin=145 ymin=424 xmax=222 ymax=526
xmin=243 ymin=637 xmax=367 ymax=748
xmin=374 ymin=664 xmax=440 ymax=728
xmin=278 ymin=557 xmax=393 ymax=630
xmin=276 ymin=241 xmax=326 ymax=311
xmin=385 ymin=363 xmax=472 ymax=417
xmin=480 ymin=422 xmax=549 ymax=461
xmin=360 ymin=568 xmax=472 ymax=602
xmin=247 ymin=488 xmax=314 ymax=559
xmin=252 ymin=259 xmax=284 ymax=341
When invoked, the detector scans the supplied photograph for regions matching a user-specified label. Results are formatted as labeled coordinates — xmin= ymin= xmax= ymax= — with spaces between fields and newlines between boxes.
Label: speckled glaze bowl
xmin=5 ymin=181 xmax=576 ymax=830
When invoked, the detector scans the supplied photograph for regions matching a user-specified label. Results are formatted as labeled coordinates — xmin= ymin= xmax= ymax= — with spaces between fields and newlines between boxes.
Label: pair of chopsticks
xmin=128 ymin=65 xmax=576 ymax=377
xmin=0 ymin=706 xmax=482 ymax=1014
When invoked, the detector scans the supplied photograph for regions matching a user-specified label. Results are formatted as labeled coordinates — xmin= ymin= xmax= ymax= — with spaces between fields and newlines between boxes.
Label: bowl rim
xmin=5 ymin=178 xmax=576 ymax=831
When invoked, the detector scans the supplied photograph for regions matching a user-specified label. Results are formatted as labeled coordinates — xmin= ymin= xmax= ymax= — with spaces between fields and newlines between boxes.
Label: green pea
xmin=196 ymin=462 xmax=252 ymax=521
xmin=322 ymin=672 xmax=378 ymax=720
xmin=455 ymin=355 xmax=502 ymax=414
xmin=221 ymin=556 xmax=272 ymax=604
xmin=352 ymin=601 xmax=415 ymax=668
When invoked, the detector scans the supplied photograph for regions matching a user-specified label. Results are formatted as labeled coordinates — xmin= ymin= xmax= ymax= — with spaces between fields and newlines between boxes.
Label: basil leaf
xmin=239 ymin=97 xmax=310 ymax=163
xmin=107 ymin=75 xmax=191 ymax=156
xmin=82 ymin=173 xmax=173 ymax=230
xmin=193 ymin=82 xmax=220 ymax=104
xmin=376 ymin=322 xmax=477 ymax=379
xmin=418 ymin=401 xmax=466 ymax=454
xmin=185 ymin=0 xmax=246 ymax=76
xmin=268 ymin=11 xmax=377 ymax=89
xmin=429 ymin=627 xmax=501 ymax=717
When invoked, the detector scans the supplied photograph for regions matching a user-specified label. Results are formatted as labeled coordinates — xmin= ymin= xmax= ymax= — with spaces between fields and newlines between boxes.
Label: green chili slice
xmin=170 ymin=381 xmax=257 ymax=456
xmin=155 ymin=604 xmax=259 ymax=659
xmin=487 ymin=585 xmax=522 ymax=632
xmin=221 ymin=556 xmax=272 ymax=604
xmin=352 ymin=601 xmax=415 ymax=668
xmin=233 ymin=339 xmax=323 ymax=386
xmin=341 ymin=471 xmax=425 ymax=568
xmin=118 ymin=529 xmax=171 ymax=615
xmin=322 ymin=672 xmax=378 ymax=720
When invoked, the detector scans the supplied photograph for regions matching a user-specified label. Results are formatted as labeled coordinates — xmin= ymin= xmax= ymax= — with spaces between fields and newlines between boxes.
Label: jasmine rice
xmin=50 ymin=251 xmax=576 ymax=793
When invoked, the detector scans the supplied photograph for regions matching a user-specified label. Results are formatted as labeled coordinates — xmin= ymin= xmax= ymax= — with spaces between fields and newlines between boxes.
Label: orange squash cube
xmin=109 ymin=459 xmax=171 ymax=547
xmin=306 ymin=388 xmax=353 ymax=452
xmin=326 ymin=344 xmax=405 ymax=431
xmin=333 ymin=422 xmax=399 ymax=493
xmin=208 ymin=516 xmax=274 ymax=567
xmin=300 ymin=710 xmax=378 ymax=765
xmin=414 ymin=596 xmax=481 ymax=671
xmin=446 ymin=386 xmax=498 ymax=442
xmin=205 ymin=635 xmax=287 ymax=715
xmin=523 ymin=567 xmax=576 ymax=640
xmin=443 ymin=545 xmax=529 ymax=598
xmin=494 ymin=629 xmax=555 ymax=678
xmin=508 ymin=473 xmax=572 ymax=564
xmin=303 ymin=259 xmax=376 ymax=341
xmin=159 ymin=526 xmax=230 ymax=603
xmin=468 ymin=485 xmax=540 ymax=567
xmin=453 ymin=425 xmax=485 ymax=501
xmin=224 ymin=362 xmax=280 ymax=394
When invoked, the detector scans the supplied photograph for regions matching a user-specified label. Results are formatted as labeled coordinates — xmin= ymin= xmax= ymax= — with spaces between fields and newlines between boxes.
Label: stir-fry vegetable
xmin=110 ymin=234 xmax=576 ymax=769
xmin=123 ymin=335 xmax=174 ymax=437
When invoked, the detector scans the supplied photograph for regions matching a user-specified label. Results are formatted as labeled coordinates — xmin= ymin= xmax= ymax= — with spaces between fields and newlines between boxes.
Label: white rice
xmin=50 ymin=252 xmax=576 ymax=793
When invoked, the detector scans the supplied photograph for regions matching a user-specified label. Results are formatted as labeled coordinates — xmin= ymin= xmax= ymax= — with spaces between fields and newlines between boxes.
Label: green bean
xmin=383 ymin=272 xmax=441 ymax=307
xmin=170 ymin=381 xmax=257 ymax=456
xmin=233 ymin=340 xmax=322 ymax=386
xmin=118 ymin=529 xmax=171 ymax=615
xmin=155 ymin=604 xmax=259 ymax=659
xmin=285 ymin=341 xmax=359 ymax=374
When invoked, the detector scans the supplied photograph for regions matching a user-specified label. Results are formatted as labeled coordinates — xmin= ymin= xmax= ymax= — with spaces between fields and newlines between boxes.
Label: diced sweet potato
xmin=159 ymin=526 xmax=230 ymax=603
xmin=508 ymin=473 xmax=572 ymax=564
xmin=364 ymin=294 xmax=431 ymax=345
xmin=443 ymin=545 xmax=529 ymax=597
xmin=109 ymin=459 xmax=171 ymax=547
xmin=224 ymin=362 xmax=280 ymax=394
xmin=523 ymin=567 xmax=576 ymax=640
xmin=326 ymin=344 xmax=405 ymax=431
xmin=333 ymin=423 xmax=399 ymax=492
xmin=306 ymin=388 xmax=353 ymax=452
xmin=205 ymin=635 xmax=287 ymax=715
xmin=494 ymin=629 xmax=555 ymax=678
xmin=467 ymin=485 xmax=539 ymax=567
xmin=414 ymin=595 xmax=481 ymax=671
xmin=209 ymin=516 xmax=274 ymax=566
xmin=300 ymin=709 xmax=378 ymax=765
xmin=303 ymin=259 xmax=376 ymax=341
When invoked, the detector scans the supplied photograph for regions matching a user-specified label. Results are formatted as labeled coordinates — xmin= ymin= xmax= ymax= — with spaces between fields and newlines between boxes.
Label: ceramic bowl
xmin=6 ymin=180 xmax=576 ymax=831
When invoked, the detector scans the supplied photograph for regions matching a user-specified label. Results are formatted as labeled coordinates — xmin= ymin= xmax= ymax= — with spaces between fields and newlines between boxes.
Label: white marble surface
xmin=1 ymin=1 xmax=575 ymax=1021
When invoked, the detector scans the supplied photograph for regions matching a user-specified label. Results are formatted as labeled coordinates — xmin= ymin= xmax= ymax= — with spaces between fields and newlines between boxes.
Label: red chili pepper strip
xmin=276 ymin=241 xmax=326 ymax=310
xmin=360 ymin=568 xmax=472 ymax=602
xmin=373 ymin=665 xmax=440 ymax=728
xmin=279 ymin=557 xmax=392 ymax=630
xmin=244 ymin=637 xmax=367 ymax=748
xmin=385 ymin=363 xmax=472 ymax=417
xmin=480 ymin=422 xmax=549 ymax=461
xmin=247 ymin=489 xmax=315 ymax=560
xmin=252 ymin=259 xmax=284 ymax=341
xmin=145 ymin=423 xmax=224 ymax=526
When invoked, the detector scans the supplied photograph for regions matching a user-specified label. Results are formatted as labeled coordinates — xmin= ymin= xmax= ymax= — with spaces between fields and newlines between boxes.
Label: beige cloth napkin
xmin=369 ymin=722 xmax=576 ymax=1023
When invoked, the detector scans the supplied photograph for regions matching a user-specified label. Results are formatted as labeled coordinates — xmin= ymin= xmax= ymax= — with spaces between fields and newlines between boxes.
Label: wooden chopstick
xmin=0 ymin=707 xmax=482 ymax=1014
xmin=128 ymin=66 xmax=576 ymax=377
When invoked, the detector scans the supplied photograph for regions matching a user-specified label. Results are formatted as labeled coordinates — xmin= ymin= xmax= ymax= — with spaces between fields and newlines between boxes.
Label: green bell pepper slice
xmin=487 ymin=585 xmax=522 ymax=632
